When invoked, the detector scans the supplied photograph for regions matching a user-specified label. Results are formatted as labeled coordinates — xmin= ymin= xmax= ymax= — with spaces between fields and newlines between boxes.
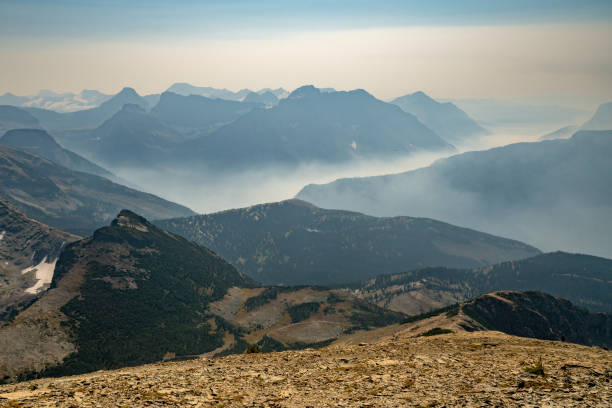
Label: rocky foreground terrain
xmin=0 ymin=331 xmax=610 ymax=407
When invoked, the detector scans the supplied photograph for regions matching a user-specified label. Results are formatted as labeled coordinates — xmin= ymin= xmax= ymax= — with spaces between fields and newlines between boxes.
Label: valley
xmin=1 ymin=3 xmax=611 ymax=405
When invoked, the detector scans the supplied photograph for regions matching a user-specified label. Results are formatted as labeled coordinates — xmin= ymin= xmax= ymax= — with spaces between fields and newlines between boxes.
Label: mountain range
xmin=150 ymin=92 xmax=261 ymax=134
xmin=178 ymin=85 xmax=453 ymax=169
xmin=0 ymin=90 xmax=112 ymax=113
xmin=0 ymin=144 xmax=194 ymax=235
xmin=340 ymin=290 xmax=612 ymax=349
xmin=156 ymin=199 xmax=540 ymax=285
xmin=298 ymin=130 xmax=612 ymax=258
xmin=24 ymin=85 xmax=458 ymax=172
xmin=166 ymin=83 xmax=288 ymax=101
xmin=0 ymin=210 xmax=404 ymax=382
xmin=348 ymin=251 xmax=612 ymax=315
xmin=0 ymin=128 xmax=116 ymax=180
xmin=25 ymin=87 xmax=149 ymax=135
xmin=391 ymin=91 xmax=487 ymax=144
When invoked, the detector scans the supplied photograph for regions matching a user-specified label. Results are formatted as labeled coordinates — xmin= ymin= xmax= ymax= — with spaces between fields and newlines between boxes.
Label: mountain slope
xmin=82 ymin=104 xmax=184 ymax=167
xmin=0 ymin=128 xmax=115 ymax=179
xmin=350 ymin=252 xmax=612 ymax=314
xmin=156 ymin=199 xmax=539 ymax=285
xmin=150 ymin=91 xmax=259 ymax=132
xmin=391 ymin=91 xmax=487 ymax=143
xmin=298 ymin=130 xmax=612 ymax=258
xmin=180 ymin=85 xmax=453 ymax=168
xmin=0 ymin=211 xmax=404 ymax=382
xmin=0 ymin=211 xmax=253 ymax=381
xmin=0 ymin=106 xmax=41 ymax=135
xmin=0 ymin=145 xmax=194 ymax=235
xmin=581 ymin=101 xmax=612 ymax=130
xmin=0 ymin=200 xmax=79 ymax=321
xmin=539 ymin=124 xmax=578 ymax=140
xmin=341 ymin=290 xmax=612 ymax=349
xmin=461 ymin=291 xmax=612 ymax=347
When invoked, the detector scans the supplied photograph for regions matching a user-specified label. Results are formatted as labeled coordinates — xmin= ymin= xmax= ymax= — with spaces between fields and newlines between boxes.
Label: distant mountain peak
xmin=288 ymin=85 xmax=320 ymax=99
xmin=117 ymin=87 xmax=138 ymax=95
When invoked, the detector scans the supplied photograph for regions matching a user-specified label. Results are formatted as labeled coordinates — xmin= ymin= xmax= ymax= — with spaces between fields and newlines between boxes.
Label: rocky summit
xmin=0 ymin=332 xmax=609 ymax=407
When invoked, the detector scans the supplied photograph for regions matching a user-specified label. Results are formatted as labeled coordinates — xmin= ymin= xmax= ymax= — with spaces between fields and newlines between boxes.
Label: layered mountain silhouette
xmin=82 ymin=103 xmax=184 ymax=166
xmin=391 ymin=91 xmax=486 ymax=144
xmin=0 ymin=128 xmax=115 ymax=179
xmin=243 ymin=90 xmax=279 ymax=106
xmin=37 ymin=85 xmax=456 ymax=171
xmin=0 ymin=211 xmax=403 ymax=382
xmin=26 ymin=87 xmax=148 ymax=133
xmin=0 ymin=145 xmax=194 ymax=235
xmin=179 ymin=85 xmax=453 ymax=168
xmin=0 ymin=106 xmax=41 ymax=134
xmin=156 ymin=199 xmax=539 ymax=285
xmin=0 ymin=200 xmax=79 ymax=321
xmin=350 ymin=251 xmax=612 ymax=315
xmin=360 ymin=290 xmax=612 ymax=348
xmin=298 ymin=130 xmax=612 ymax=258
xmin=165 ymin=83 xmax=289 ymax=101
xmin=150 ymin=91 xmax=261 ymax=133
xmin=166 ymin=82 xmax=251 ymax=101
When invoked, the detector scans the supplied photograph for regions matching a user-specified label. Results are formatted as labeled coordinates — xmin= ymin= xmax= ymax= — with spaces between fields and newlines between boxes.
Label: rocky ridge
xmin=0 ymin=332 xmax=609 ymax=407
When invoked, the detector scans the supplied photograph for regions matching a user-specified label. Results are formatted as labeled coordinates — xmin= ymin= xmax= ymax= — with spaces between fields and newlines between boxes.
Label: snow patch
xmin=21 ymin=256 xmax=57 ymax=294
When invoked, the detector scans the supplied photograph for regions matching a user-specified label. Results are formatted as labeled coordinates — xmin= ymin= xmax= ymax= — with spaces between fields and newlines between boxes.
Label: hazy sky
xmin=1 ymin=0 xmax=611 ymax=104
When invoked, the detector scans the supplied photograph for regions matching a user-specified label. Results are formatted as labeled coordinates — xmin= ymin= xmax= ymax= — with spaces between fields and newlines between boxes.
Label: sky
xmin=1 ymin=0 xmax=611 ymax=105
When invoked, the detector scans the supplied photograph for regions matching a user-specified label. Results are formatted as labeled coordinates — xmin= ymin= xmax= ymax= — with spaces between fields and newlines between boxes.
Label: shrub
xmin=418 ymin=327 xmax=453 ymax=337
xmin=524 ymin=357 xmax=545 ymax=376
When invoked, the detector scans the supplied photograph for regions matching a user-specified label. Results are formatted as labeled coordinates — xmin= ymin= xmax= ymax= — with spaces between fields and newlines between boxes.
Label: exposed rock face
xmin=0 ymin=200 xmax=79 ymax=321
xmin=0 ymin=332 xmax=609 ymax=407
